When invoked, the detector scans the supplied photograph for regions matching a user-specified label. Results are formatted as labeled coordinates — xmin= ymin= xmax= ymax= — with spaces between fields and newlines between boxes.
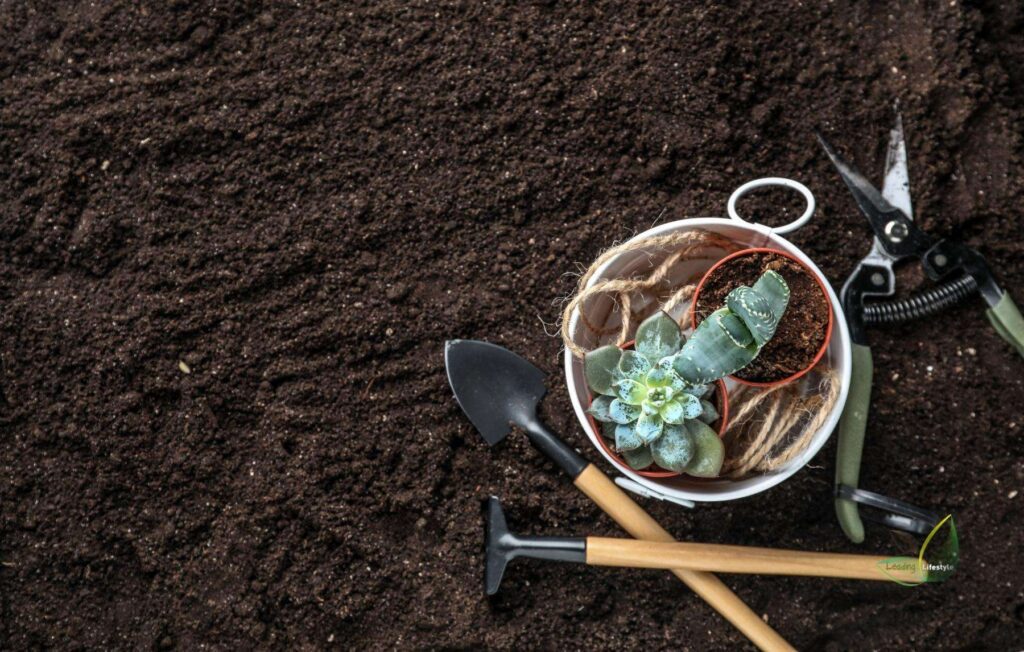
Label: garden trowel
xmin=445 ymin=339 xmax=794 ymax=652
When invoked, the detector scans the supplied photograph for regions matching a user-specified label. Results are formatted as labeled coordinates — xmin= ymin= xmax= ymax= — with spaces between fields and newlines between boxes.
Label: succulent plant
xmin=584 ymin=312 xmax=723 ymax=475
xmin=584 ymin=270 xmax=790 ymax=477
xmin=672 ymin=270 xmax=790 ymax=385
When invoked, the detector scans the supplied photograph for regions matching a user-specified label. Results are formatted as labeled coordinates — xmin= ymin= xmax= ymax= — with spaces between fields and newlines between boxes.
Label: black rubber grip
xmin=521 ymin=418 xmax=589 ymax=479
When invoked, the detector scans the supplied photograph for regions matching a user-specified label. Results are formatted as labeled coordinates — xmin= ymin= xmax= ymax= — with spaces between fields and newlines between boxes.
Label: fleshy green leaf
xmin=651 ymin=423 xmax=695 ymax=472
xmin=678 ymin=393 xmax=703 ymax=419
xmin=621 ymin=445 xmax=654 ymax=470
xmin=600 ymin=421 xmax=617 ymax=441
xmin=645 ymin=367 xmax=671 ymax=387
xmin=684 ymin=420 xmax=725 ymax=478
xmin=615 ymin=423 xmax=643 ymax=451
xmin=753 ymin=270 xmax=791 ymax=333
xmin=717 ymin=312 xmax=754 ymax=348
xmin=659 ymin=399 xmax=685 ymax=424
xmin=614 ymin=379 xmax=647 ymax=405
xmin=609 ymin=399 xmax=641 ymax=424
xmin=634 ymin=311 xmax=684 ymax=364
xmin=674 ymin=307 xmax=757 ymax=384
xmin=587 ymin=395 xmax=615 ymax=422
xmin=682 ymin=383 xmax=710 ymax=397
xmin=644 ymin=386 xmax=669 ymax=407
xmin=726 ymin=286 xmax=775 ymax=347
xmin=635 ymin=412 xmax=663 ymax=444
xmin=667 ymin=371 xmax=689 ymax=394
xmin=698 ymin=399 xmax=719 ymax=424
xmin=618 ymin=350 xmax=652 ymax=380
xmin=584 ymin=345 xmax=623 ymax=396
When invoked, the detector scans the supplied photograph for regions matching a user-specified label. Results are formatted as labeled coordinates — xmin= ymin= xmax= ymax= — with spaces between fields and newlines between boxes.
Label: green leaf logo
xmin=876 ymin=515 xmax=958 ymax=586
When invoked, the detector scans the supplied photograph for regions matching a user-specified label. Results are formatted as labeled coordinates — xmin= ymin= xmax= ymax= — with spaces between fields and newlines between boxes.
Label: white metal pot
xmin=564 ymin=179 xmax=852 ymax=507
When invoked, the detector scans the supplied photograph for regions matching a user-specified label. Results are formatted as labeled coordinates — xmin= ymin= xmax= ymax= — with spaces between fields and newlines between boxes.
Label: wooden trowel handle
xmin=573 ymin=465 xmax=794 ymax=652
xmin=585 ymin=538 xmax=920 ymax=583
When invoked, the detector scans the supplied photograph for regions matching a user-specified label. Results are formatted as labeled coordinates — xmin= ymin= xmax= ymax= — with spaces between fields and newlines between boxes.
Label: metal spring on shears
xmin=863 ymin=274 xmax=978 ymax=324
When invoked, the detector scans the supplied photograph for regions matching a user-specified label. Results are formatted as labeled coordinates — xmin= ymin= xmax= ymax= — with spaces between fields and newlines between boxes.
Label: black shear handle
xmin=835 ymin=485 xmax=941 ymax=537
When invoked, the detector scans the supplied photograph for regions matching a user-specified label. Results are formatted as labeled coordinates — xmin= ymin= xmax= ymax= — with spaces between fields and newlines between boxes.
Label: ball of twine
xmin=721 ymin=368 xmax=840 ymax=477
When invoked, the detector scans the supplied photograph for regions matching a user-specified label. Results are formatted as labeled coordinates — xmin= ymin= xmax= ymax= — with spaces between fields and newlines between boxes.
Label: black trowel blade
xmin=444 ymin=340 xmax=547 ymax=445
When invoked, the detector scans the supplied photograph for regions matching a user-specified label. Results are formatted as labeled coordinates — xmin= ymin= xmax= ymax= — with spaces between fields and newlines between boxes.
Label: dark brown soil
xmin=3 ymin=2 xmax=1024 ymax=650
xmin=695 ymin=252 xmax=830 ymax=383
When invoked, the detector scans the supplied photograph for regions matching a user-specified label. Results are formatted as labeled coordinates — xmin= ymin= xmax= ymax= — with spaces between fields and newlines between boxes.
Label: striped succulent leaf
xmin=672 ymin=270 xmax=790 ymax=385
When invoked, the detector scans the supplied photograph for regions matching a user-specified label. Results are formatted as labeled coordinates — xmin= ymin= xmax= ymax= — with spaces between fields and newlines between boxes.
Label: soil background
xmin=2 ymin=2 xmax=1024 ymax=650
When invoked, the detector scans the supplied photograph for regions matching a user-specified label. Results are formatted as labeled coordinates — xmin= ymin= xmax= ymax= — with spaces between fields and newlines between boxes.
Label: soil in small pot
xmin=694 ymin=252 xmax=830 ymax=383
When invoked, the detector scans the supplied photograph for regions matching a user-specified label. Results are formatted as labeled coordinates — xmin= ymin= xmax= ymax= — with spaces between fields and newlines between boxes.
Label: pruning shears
xmin=818 ymin=115 xmax=1024 ymax=544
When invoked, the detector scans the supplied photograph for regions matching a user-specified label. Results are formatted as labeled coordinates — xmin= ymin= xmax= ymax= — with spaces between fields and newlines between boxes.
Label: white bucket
xmin=563 ymin=179 xmax=852 ymax=506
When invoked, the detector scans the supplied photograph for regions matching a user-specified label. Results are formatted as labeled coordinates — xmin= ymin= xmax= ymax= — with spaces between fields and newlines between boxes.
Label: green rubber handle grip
xmin=986 ymin=292 xmax=1024 ymax=358
xmin=836 ymin=343 xmax=873 ymax=544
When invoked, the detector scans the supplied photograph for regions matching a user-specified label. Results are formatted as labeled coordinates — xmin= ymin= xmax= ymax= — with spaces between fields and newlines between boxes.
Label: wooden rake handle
xmin=573 ymin=465 xmax=795 ymax=652
xmin=586 ymin=538 xmax=921 ymax=583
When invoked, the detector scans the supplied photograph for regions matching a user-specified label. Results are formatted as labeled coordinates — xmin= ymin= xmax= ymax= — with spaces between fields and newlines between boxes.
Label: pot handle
xmin=727 ymin=178 xmax=815 ymax=235
xmin=614 ymin=477 xmax=696 ymax=509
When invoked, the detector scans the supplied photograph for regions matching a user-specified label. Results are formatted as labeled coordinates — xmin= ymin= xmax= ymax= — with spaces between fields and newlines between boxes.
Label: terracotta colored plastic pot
xmin=691 ymin=247 xmax=834 ymax=388
xmin=585 ymin=340 xmax=730 ymax=479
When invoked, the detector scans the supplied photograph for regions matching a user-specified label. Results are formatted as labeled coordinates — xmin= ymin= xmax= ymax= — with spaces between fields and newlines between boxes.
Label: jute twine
xmin=560 ymin=227 xmax=839 ymax=476
xmin=560 ymin=230 xmax=738 ymax=357
xmin=721 ymin=369 xmax=840 ymax=478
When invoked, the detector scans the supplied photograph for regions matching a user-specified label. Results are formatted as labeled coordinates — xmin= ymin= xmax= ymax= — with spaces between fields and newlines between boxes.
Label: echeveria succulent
xmin=584 ymin=270 xmax=789 ymax=477
xmin=585 ymin=312 xmax=722 ymax=475
xmin=673 ymin=270 xmax=790 ymax=385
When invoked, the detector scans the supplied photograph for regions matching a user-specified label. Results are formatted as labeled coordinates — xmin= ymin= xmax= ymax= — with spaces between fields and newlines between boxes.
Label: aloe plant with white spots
xmin=584 ymin=270 xmax=789 ymax=476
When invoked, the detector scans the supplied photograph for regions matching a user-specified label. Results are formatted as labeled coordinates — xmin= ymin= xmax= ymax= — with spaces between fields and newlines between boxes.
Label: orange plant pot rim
xmin=691 ymin=247 xmax=834 ymax=388
xmin=586 ymin=341 xmax=730 ymax=479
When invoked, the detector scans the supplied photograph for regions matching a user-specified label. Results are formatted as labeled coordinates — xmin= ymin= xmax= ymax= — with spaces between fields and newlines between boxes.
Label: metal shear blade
xmin=843 ymin=117 xmax=912 ymax=297
xmin=817 ymin=124 xmax=932 ymax=268
xmin=817 ymin=133 xmax=901 ymax=219
xmin=881 ymin=114 xmax=913 ymax=220
xmin=869 ymin=116 xmax=914 ymax=289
